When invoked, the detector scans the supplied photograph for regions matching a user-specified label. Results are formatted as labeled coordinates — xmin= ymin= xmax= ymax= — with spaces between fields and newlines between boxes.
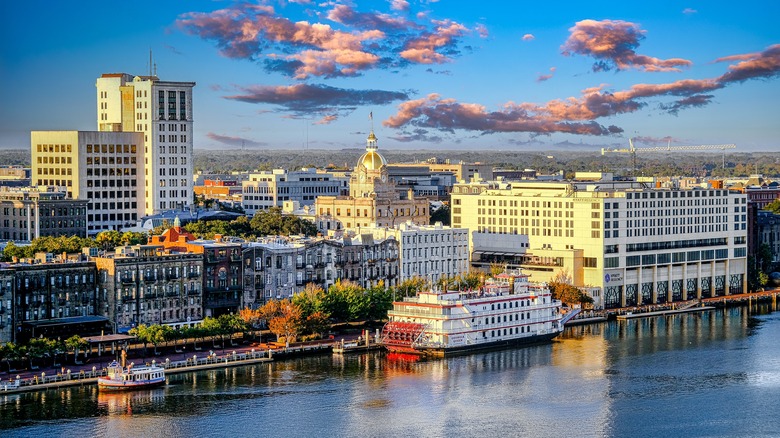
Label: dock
xmin=616 ymin=305 xmax=715 ymax=320
xmin=333 ymin=339 xmax=383 ymax=354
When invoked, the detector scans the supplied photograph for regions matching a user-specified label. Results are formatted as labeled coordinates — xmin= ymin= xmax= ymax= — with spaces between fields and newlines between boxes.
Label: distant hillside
xmin=0 ymin=148 xmax=777 ymax=178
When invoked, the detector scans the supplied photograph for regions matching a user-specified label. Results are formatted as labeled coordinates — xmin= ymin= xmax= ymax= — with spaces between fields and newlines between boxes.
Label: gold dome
xmin=358 ymin=150 xmax=387 ymax=170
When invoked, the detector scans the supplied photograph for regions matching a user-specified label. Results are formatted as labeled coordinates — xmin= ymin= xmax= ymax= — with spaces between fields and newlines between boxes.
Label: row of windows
xmin=625 ymin=248 xmax=738 ymax=266
xmin=36 ymin=144 xmax=73 ymax=153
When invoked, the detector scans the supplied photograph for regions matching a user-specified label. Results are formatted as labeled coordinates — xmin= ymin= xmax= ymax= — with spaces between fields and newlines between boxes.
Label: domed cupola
xmin=357 ymin=130 xmax=387 ymax=171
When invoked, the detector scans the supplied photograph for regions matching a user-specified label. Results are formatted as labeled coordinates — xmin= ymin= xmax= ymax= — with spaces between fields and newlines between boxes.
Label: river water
xmin=2 ymin=305 xmax=779 ymax=438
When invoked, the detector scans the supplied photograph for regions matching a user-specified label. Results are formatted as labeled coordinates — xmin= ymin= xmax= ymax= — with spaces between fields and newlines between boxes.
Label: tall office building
xmin=96 ymin=73 xmax=195 ymax=215
xmin=451 ymin=177 xmax=748 ymax=308
xmin=31 ymin=131 xmax=144 ymax=234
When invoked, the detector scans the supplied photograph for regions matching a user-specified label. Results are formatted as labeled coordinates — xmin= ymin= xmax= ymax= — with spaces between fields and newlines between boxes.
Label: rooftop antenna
xmin=369 ymin=111 xmax=374 ymax=132
xmin=149 ymin=48 xmax=153 ymax=77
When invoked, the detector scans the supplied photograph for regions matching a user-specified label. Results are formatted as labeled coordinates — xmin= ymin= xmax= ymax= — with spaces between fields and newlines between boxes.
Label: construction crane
xmin=601 ymin=138 xmax=737 ymax=174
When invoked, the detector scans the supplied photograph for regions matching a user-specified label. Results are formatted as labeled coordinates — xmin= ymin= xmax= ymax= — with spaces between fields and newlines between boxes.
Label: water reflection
xmin=2 ymin=307 xmax=779 ymax=438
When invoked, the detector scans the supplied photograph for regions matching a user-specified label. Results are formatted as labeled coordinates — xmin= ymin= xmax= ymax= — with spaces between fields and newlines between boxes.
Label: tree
xmin=302 ymin=311 xmax=331 ymax=339
xmin=217 ymin=313 xmax=247 ymax=346
xmin=430 ymin=204 xmax=450 ymax=225
xmin=764 ymin=199 xmax=780 ymax=214
xmin=96 ymin=230 xmax=122 ymax=250
xmin=65 ymin=335 xmax=89 ymax=364
xmin=121 ymin=231 xmax=148 ymax=246
xmin=267 ymin=300 xmax=302 ymax=346
xmin=292 ymin=283 xmax=326 ymax=320
xmin=27 ymin=337 xmax=49 ymax=370
xmin=394 ymin=277 xmax=427 ymax=299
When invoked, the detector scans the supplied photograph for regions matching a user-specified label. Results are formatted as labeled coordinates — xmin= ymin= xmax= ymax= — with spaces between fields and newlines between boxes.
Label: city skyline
xmin=1 ymin=0 xmax=778 ymax=152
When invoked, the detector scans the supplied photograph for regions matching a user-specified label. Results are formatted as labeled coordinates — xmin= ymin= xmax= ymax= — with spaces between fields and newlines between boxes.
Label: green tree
xmin=394 ymin=277 xmax=427 ymax=299
xmin=292 ymin=283 xmax=326 ymax=320
xmin=429 ymin=204 xmax=450 ymax=225
xmin=26 ymin=337 xmax=49 ymax=370
xmin=121 ymin=231 xmax=148 ymax=246
xmin=65 ymin=335 xmax=88 ymax=364
xmin=96 ymin=230 xmax=122 ymax=250
xmin=764 ymin=199 xmax=780 ymax=214
xmin=217 ymin=313 xmax=247 ymax=346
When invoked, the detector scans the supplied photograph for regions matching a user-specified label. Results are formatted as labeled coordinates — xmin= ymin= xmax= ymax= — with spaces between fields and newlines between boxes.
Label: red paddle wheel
xmin=380 ymin=321 xmax=427 ymax=353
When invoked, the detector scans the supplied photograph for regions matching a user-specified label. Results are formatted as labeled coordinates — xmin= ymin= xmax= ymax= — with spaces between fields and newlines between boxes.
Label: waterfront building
xmin=148 ymin=220 xmax=242 ymax=317
xmin=0 ymin=186 xmax=88 ymax=240
xmin=339 ymin=232 xmax=399 ymax=289
xmin=30 ymin=130 xmax=144 ymax=234
xmin=8 ymin=257 xmax=101 ymax=343
xmin=96 ymin=73 xmax=195 ymax=215
xmin=0 ymin=269 xmax=13 ymax=343
xmin=356 ymin=221 xmax=469 ymax=285
xmin=451 ymin=176 xmax=748 ymax=308
xmin=241 ymin=168 xmax=347 ymax=216
xmin=315 ymin=131 xmax=428 ymax=232
xmin=756 ymin=210 xmax=780 ymax=268
xmin=94 ymin=244 xmax=203 ymax=333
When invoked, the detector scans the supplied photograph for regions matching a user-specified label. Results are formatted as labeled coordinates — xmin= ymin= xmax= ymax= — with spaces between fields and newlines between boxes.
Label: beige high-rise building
xmin=31 ymin=130 xmax=144 ymax=234
xmin=451 ymin=177 xmax=748 ymax=308
xmin=315 ymin=130 xmax=429 ymax=230
xmin=96 ymin=73 xmax=195 ymax=215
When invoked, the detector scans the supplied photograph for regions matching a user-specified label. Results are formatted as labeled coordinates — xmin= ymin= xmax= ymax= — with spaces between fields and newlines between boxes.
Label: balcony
xmin=120 ymin=276 xmax=135 ymax=284
xmin=204 ymin=297 xmax=241 ymax=308
xmin=187 ymin=271 xmax=200 ymax=278
xmin=187 ymin=289 xmax=201 ymax=296
xmin=143 ymin=275 xmax=157 ymax=282
xmin=166 ymin=291 xmax=180 ymax=298
xmin=254 ymin=282 xmax=265 ymax=289
xmin=166 ymin=273 xmax=179 ymax=280
xmin=121 ymin=295 xmax=135 ymax=303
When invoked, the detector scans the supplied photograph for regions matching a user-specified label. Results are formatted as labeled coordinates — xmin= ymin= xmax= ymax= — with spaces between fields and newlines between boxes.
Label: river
xmin=2 ymin=305 xmax=779 ymax=438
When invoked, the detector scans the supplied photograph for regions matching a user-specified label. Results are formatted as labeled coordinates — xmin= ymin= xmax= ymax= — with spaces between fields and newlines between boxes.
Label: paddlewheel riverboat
xmin=98 ymin=361 xmax=166 ymax=390
xmin=380 ymin=270 xmax=564 ymax=356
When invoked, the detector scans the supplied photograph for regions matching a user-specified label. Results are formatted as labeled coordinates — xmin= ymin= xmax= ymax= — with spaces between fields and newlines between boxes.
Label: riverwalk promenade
xmin=0 ymin=339 xmax=337 ymax=395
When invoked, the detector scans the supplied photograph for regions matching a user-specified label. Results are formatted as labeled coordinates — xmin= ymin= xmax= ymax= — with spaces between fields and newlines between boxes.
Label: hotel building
xmin=451 ymin=177 xmax=748 ymax=308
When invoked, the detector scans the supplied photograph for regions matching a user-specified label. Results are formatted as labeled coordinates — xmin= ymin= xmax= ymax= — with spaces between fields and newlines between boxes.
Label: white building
xmin=241 ymin=168 xmax=347 ymax=216
xmin=357 ymin=221 xmax=470 ymax=285
xmin=96 ymin=73 xmax=195 ymax=215
xmin=451 ymin=177 xmax=748 ymax=308
xmin=31 ymin=130 xmax=144 ymax=234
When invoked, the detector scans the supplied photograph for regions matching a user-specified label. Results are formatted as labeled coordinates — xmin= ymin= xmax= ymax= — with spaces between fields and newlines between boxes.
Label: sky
xmin=1 ymin=0 xmax=778 ymax=152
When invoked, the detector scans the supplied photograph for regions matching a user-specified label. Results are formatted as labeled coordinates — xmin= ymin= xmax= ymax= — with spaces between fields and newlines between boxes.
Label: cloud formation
xmin=177 ymin=3 xmax=476 ymax=78
xmin=536 ymin=67 xmax=556 ymax=82
xmin=384 ymin=44 xmax=780 ymax=136
xmin=522 ymin=34 xmax=535 ymax=41
xmin=682 ymin=8 xmax=698 ymax=15
xmin=562 ymin=19 xmax=692 ymax=72
xmin=223 ymin=83 xmax=412 ymax=113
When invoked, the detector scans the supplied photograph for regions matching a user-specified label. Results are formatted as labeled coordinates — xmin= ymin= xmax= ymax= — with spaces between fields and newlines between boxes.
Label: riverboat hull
xmin=98 ymin=377 xmax=166 ymax=391
xmin=384 ymin=331 xmax=561 ymax=357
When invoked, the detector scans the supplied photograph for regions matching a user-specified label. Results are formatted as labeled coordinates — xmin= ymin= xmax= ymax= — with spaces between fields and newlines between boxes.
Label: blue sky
xmin=1 ymin=0 xmax=778 ymax=152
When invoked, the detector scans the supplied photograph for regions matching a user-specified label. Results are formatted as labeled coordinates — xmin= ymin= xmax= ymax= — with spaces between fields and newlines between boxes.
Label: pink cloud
xmin=315 ymin=114 xmax=339 ymax=124
xmin=390 ymin=0 xmax=409 ymax=11
xmin=536 ymin=67 xmax=556 ymax=82
xmin=522 ymin=34 xmax=535 ymax=41
xmin=561 ymin=19 xmax=692 ymax=72
xmin=682 ymin=8 xmax=697 ymax=15
xmin=476 ymin=24 xmax=489 ymax=38
xmin=400 ymin=19 xmax=469 ymax=64
xmin=383 ymin=44 xmax=780 ymax=136
xmin=177 ymin=2 xmax=478 ymax=78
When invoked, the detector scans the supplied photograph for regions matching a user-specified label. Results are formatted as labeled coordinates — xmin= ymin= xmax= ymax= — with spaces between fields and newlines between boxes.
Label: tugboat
xmin=380 ymin=269 xmax=563 ymax=356
xmin=98 ymin=350 xmax=166 ymax=390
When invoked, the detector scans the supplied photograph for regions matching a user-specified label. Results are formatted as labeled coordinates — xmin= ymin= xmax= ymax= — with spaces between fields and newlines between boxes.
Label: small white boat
xmin=98 ymin=361 xmax=166 ymax=390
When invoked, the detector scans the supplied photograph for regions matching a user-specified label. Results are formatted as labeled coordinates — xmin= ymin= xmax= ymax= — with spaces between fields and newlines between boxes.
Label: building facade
xmin=358 ymin=221 xmax=469 ymax=285
xmin=0 ymin=187 xmax=88 ymax=240
xmin=10 ymin=259 xmax=99 ymax=342
xmin=94 ymin=245 xmax=203 ymax=333
xmin=96 ymin=73 xmax=195 ymax=215
xmin=315 ymin=131 xmax=428 ymax=231
xmin=452 ymin=178 xmax=748 ymax=308
xmin=241 ymin=168 xmax=346 ymax=216
xmin=30 ymin=130 xmax=144 ymax=234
